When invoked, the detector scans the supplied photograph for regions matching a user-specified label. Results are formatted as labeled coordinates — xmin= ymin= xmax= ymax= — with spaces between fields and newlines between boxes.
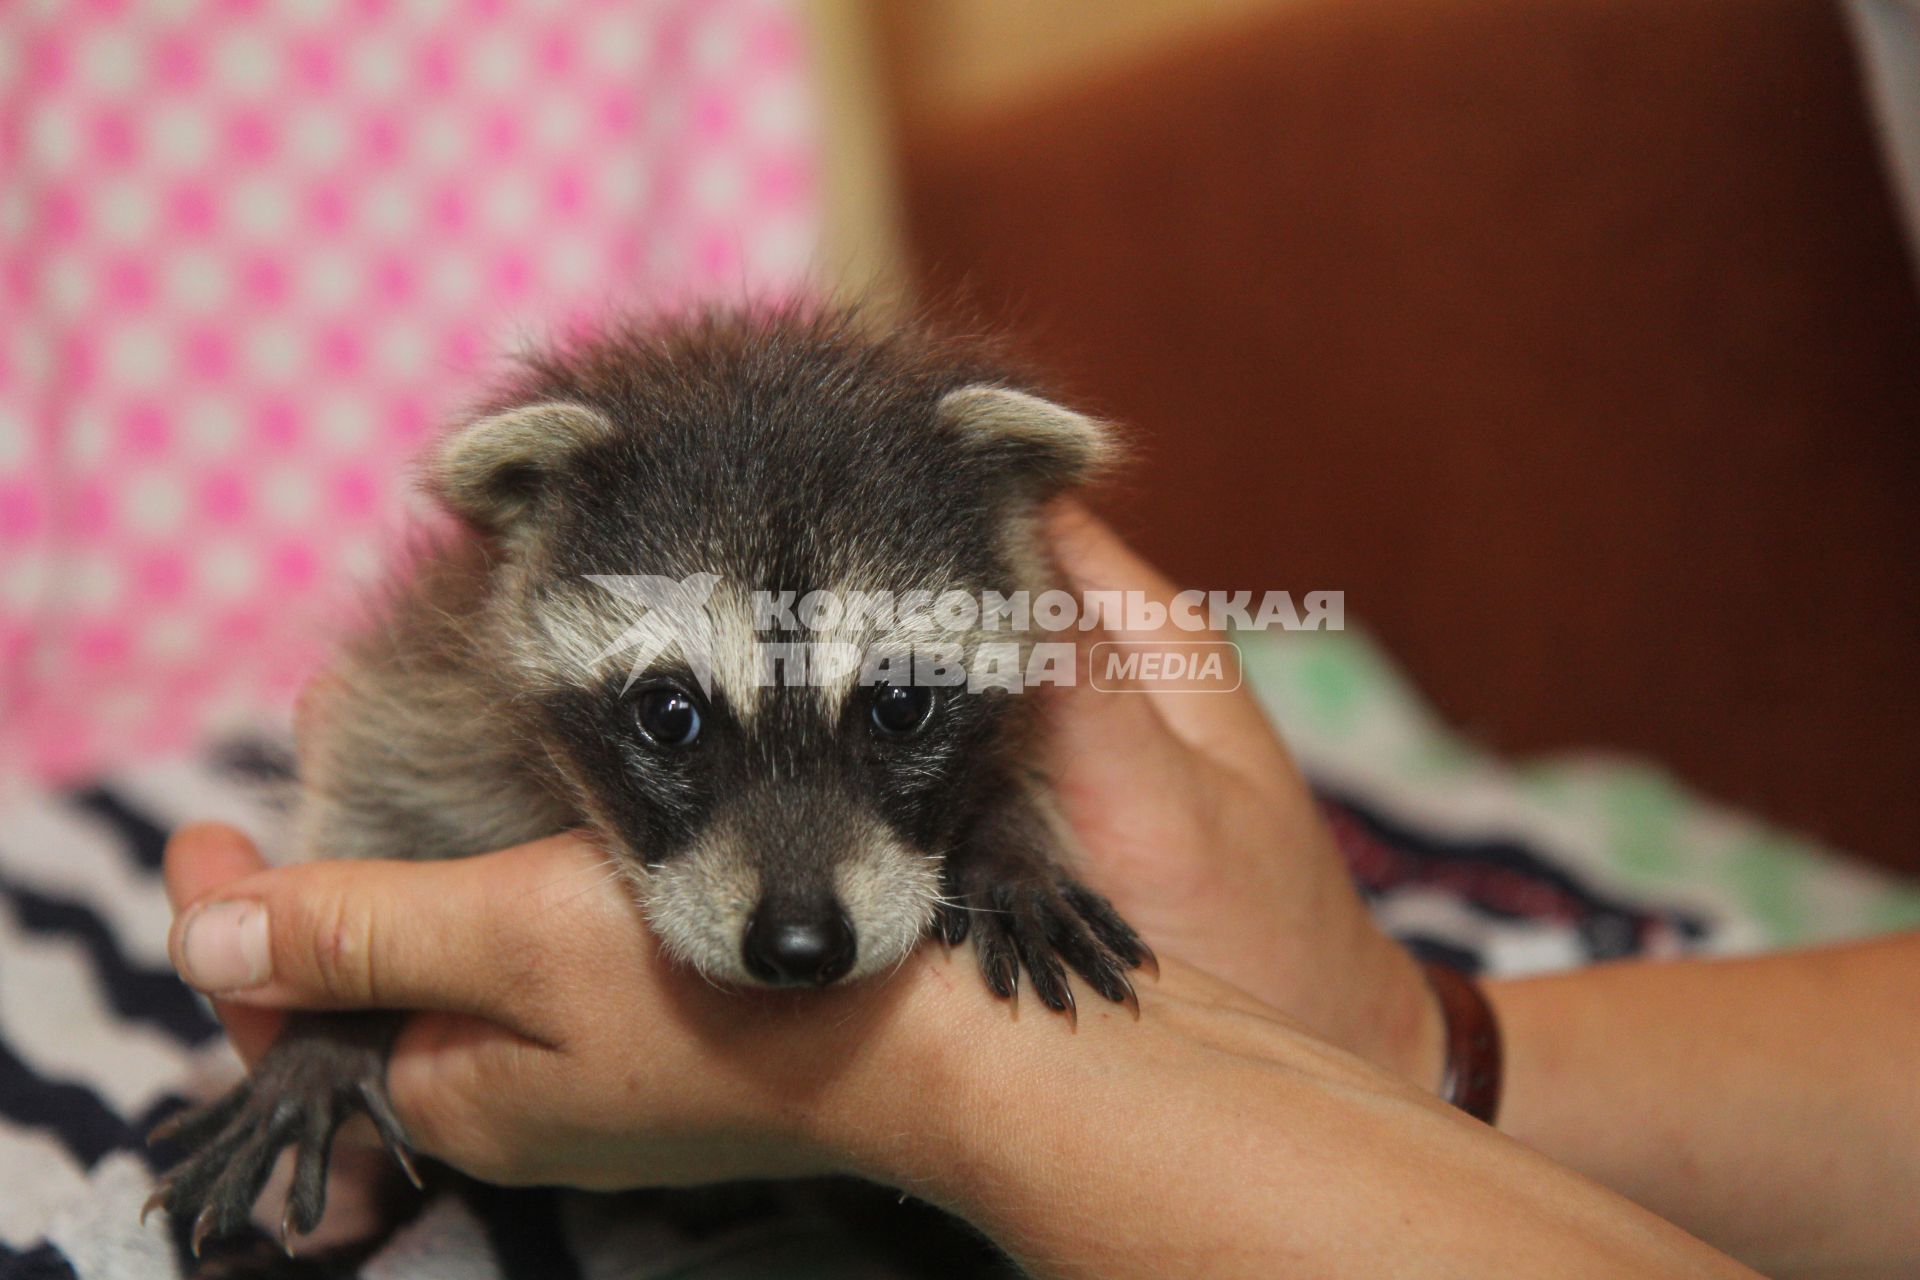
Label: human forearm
xmin=831 ymin=955 xmax=1757 ymax=1280
xmin=1488 ymin=933 xmax=1920 ymax=1278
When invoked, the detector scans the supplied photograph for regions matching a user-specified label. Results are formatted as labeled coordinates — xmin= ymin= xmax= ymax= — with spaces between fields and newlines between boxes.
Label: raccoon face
xmin=426 ymin=314 xmax=1113 ymax=988
xmin=529 ymin=654 xmax=1001 ymax=988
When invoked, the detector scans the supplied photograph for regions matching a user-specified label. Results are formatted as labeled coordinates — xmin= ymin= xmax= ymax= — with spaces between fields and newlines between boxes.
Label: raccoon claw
xmin=953 ymin=872 xmax=1148 ymax=1020
xmin=190 ymin=1205 xmax=220 ymax=1258
xmin=146 ymin=1078 xmax=315 ymax=1255
xmin=145 ymin=1014 xmax=407 ymax=1253
xmin=1061 ymin=881 xmax=1155 ymax=977
xmin=935 ymin=898 xmax=971 ymax=948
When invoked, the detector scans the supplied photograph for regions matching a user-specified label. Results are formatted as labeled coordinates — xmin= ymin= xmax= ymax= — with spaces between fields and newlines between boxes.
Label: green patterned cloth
xmin=1241 ymin=627 xmax=1920 ymax=953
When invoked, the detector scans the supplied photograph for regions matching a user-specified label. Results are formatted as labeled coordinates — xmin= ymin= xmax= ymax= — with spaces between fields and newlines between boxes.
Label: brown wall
xmin=896 ymin=0 xmax=1920 ymax=869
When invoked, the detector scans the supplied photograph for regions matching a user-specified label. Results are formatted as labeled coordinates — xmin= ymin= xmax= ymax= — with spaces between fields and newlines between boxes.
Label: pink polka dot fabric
xmin=0 ymin=1 xmax=822 ymax=783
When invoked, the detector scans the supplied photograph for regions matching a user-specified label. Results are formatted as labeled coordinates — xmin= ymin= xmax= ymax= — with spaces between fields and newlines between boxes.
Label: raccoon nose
xmin=743 ymin=903 xmax=856 ymax=987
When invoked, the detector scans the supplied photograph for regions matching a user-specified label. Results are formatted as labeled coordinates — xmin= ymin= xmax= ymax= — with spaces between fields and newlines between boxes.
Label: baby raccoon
xmin=148 ymin=308 xmax=1152 ymax=1252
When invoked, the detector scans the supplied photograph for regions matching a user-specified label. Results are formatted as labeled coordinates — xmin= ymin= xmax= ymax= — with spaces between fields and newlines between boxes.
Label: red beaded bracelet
xmin=1421 ymin=961 xmax=1503 ymax=1124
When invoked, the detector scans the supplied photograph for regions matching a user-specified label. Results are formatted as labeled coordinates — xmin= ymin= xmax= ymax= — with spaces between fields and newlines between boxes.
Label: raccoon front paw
xmin=936 ymin=868 xmax=1155 ymax=1023
xmin=144 ymin=1012 xmax=416 ymax=1256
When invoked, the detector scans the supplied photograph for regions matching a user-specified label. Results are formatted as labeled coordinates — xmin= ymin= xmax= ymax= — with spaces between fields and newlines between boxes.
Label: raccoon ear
xmin=937 ymin=386 xmax=1117 ymax=489
xmin=430 ymin=400 xmax=615 ymax=533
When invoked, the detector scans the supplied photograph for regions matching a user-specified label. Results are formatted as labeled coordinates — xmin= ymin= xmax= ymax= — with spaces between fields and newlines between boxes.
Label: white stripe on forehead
xmin=703 ymin=582 xmax=766 ymax=719
xmin=800 ymin=582 xmax=1038 ymax=714
xmin=519 ymin=576 xmax=766 ymax=720
xmin=524 ymin=575 xmax=1050 ymax=718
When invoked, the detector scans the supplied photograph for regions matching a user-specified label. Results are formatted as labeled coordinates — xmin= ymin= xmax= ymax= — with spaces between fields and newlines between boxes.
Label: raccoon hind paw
xmin=144 ymin=1016 xmax=417 ymax=1256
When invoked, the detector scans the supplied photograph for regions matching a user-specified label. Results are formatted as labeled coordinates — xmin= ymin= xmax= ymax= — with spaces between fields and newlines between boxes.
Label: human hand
xmin=164 ymin=823 xmax=1752 ymax=1280
xmin=1043 ymin=502 xmax=1440 ymax=1083
xmin=162 ymin=824 xmax=935 ymax=1191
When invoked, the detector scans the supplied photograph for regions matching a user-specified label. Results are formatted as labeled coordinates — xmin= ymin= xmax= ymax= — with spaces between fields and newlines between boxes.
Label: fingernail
xmin=177 ymin=900 xmax=271 ymax=992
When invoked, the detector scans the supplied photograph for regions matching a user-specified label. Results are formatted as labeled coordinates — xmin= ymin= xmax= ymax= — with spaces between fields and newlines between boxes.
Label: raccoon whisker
xmin=533 ymin=863 xmax=630 ymax=916
xmin=880 ymin=940 xmax=923 ymax=988
xmin=683 ymin=959 xmax=729 ymax=995
xmin=531 ymin=849 xmax=619 ymax=884
xmin=526 ymin=850 xmax=623 ymax=897
xmin=931 ymin=899 xmax=1011 ymax=916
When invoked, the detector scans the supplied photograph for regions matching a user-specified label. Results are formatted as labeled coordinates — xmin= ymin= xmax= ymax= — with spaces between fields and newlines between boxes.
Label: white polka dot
xmin=0 ymin=553 xmax=48 ymax=612
xmin=312 ymin=394 xmax=374 ymax=451
xmin=66 ymin=408 xmax=114 ymax=469
xmin=228 ymin=177 xmax=297 ymax=239
xmin=423 ymin=254 xmax=480 ymax=308
xmin=339 ymin=536 xmax=387 ymax=586
xmin=466 ymin=30 xmax=523 ymax=95
xmin=360 ymin=180 xmax=415 ymax=239
xmin=125 ymin=475 xmax=188 ymax=537
xmin=147 ymin=103 xmax=218 ymax=170
xmin=278 ymin=0 xmax=337 ymax=23
xmin=162 ymin=249 xmax=230 ymax=312
xmin=145 ymin=614 xmax=199 ymax=662
xmin=44 ymin=257 xmax=94 ymax=314
xmin=67 ymin=553 xmax=123 ymax=611
xmin=599 ymin=163 xmax=650 ymax=209
xmin=210 ymin=32 xmax=277 ymax=98
xmin=744 ymin=79 xmax=812 ymax=144
xmin=283 ymin=108 xmax=352 ymax=170
xmin=179 ymin=400 xmax=243 ymax=454
xmin=94 ymin=180 xmax=161 ymax=244
xmin=102 ymin=325 xmax=172 ymax=386
xmin=414 ymin=112 xmax=467 ymax=169
xmin=689 ymin=155 xmax=746 ymax=212
xmin=372 ymin=324 xmax=431 ymax=380
xmin=582 ymin=12 xmax=649 ymax=76
xmin=478 ymin=181 xmax=538 ymax=236
xmin=347 ymin=41 xmax=409 ymax=98
xmin=0 ymin=410 xmax=30 ymax=470
xmin=243 ymin=323 xmax=305 ymax=381
xmin=300 ymin=248 xmax=362 ymax=311
xmin=25 ymin=112 xmax=81 ymax=168
xmin=399 ymin=484 xmax=445 ymax=524
xmin=393 ymin=0 xmax=455 ymax=28
xmin=544 ymin=237 xmax=600 ymax=293
xmin=529 ymin=96 xmax=589 ymax=152
xmin=12 ymin=330 xmax=55 ymax=384
xmin=0 ymin=189 xmax=29 ymax=238
xmin=747 ymin=219 xmax=819 ymax=284
xmin=76 ymin=31 xmax=143 ymax=95
xmin=690 ymin=16 xmax=744 ymax=76
xmin=260 ymin=465 xmax=321 ymax=526
xmin=201 ymin=543 xmax=257 ymax=599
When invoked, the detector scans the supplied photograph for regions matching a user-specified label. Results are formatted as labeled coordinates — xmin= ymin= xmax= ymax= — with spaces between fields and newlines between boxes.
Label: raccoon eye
xmin=870 ymin=682 xmax=934 ymax=738
xmin=635 ymin=687 xmax=701 ymax=748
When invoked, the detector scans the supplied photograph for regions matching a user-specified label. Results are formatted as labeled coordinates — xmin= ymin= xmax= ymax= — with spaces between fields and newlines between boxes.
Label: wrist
xmin=805 ymin=953 xmax=1043 ymax=1189
xmin=806 ymin=949 xmax=1155 ymax=1204
xmin=1336 ymin=937 xmax=1448 ymax=1092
